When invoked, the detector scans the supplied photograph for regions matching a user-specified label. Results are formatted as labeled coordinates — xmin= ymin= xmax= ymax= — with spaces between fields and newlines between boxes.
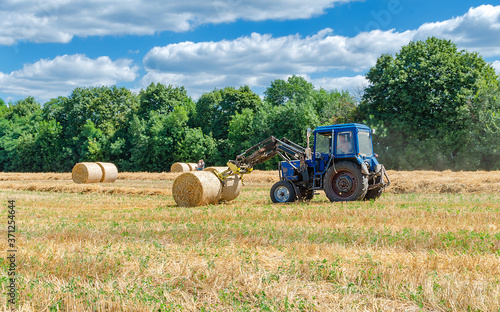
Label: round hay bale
xmin=96 ymin=162 xmax=118 ymax=183
xmin=72 ymin=162 xmax=102 ymax=184
xmin=171 ymin=163 xmax=190 ymax=173
xmin=204 ymin=167 xmax=229 ymax=174
xmin=187 ymin=163 xmax=199 ymax=171
xmin=173 ymin=171 xmax=222 ymax=207
xmin=220 ymin=174 xmax=242 ymax=202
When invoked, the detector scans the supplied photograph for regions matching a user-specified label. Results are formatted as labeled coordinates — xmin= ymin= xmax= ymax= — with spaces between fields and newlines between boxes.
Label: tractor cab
xmin=312 ymin=123 xmax=379 ymax=176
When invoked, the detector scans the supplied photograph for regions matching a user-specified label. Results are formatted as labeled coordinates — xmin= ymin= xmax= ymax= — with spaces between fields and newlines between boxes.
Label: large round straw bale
xmin=96 ymin=162 xmax=118 ymax=183
xmin=72 ymin=162 xmax=102 ymax=184
xmin=173 ymin=171 xmax=222 ymax=207
xmin=220 ymin=174 xmax=242 ymax=202
xmin=204 ymin=167 xmax=229 ymax=174
xmin=171 ymin=162 xmax=190 ymax=173
xmin=187 ymin=163 xmax=199 ymax=171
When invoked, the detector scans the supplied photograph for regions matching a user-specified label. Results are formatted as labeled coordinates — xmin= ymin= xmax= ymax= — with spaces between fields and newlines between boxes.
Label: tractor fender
xmin=284 ymin=178 xmax=301 ymax=200
xmin=339 ymin=156 xmax=369 ymax=175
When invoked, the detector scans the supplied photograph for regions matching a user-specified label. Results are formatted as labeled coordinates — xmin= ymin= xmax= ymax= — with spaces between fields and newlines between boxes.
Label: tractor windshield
xmin=358 ymin=131 xmax=373 ymax=156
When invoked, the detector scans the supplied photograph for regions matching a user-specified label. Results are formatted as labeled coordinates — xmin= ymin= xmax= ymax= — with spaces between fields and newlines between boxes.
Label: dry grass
xmin=387 ymin=170 xmax=500 ymax=194
xmin=0 ymin=171 xmax=499 ymax=311
xmin=3 ymin=169 xmax=500 ymax=194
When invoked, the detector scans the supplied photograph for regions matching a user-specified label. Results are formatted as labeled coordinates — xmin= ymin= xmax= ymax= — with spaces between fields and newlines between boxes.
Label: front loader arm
xmin=217 ymin=136 xmax=307 ymax=181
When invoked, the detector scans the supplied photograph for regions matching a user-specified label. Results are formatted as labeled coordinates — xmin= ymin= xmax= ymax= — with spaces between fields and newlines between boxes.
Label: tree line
xmin=1 ymin=37 xmax=499 ymax=172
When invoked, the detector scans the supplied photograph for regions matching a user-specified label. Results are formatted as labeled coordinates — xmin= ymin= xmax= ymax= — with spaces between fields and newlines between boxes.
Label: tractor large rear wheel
xmin=324 ymin=161 xmax=368 ymax=202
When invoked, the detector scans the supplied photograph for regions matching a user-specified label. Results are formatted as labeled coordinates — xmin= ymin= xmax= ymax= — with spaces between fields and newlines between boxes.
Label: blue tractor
xmin=223 ymin=123 xmax=390 ymax=202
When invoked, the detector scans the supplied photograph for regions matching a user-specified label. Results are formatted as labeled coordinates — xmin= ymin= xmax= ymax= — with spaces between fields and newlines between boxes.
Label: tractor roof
xmin=314 ymin=123 xmax=371 ymax=134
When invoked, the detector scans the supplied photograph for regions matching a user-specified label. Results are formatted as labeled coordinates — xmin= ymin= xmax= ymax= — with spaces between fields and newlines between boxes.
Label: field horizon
xmin=1 ymin=170 xmax=499 ymax=311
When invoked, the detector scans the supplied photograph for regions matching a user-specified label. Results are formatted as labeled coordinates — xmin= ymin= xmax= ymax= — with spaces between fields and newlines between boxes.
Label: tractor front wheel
xmin=324 ymin=161 xmax=368 ymax=202
xmin=270 ymin=181 xmax=297 ymax=203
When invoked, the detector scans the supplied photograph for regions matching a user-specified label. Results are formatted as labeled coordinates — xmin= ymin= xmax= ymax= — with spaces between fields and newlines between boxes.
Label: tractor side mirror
xmin=305 ymin=128 xmax=312 ymax=160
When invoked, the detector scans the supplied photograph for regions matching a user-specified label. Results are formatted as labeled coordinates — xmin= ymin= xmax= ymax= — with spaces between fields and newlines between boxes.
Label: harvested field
xmin=387 ymin=170 xmax=500 ymax=194
xmin=0 ymin=170 xmax=499 ymax=311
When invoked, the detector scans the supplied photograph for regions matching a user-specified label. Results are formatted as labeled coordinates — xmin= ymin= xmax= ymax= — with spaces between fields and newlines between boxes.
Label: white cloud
xmin=415 ymin=5 xmax=500 ymax=56
xmin=4 ymin=4 xmax=500 ymax=100
xmin=141 ymin=5 xmax=500 ymax=97
xmin=0 ymin=0 xmax=356 ymax=45
xmin=0 ymin=54 xmax=138 ymax=101
xmin=144 ymin=29 xmax=413 ymax=75
xmin=140 ymin=29 xmax=412 ymax=96
xmin=492 ymin=61 xmax=500 ymax=74
xmin=311 ymin=75 xmax=368 ymax=94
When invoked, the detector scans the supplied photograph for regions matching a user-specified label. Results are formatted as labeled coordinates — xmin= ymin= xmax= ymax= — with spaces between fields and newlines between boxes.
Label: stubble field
xmin=1 ymin=170 xmax=500 ymax=311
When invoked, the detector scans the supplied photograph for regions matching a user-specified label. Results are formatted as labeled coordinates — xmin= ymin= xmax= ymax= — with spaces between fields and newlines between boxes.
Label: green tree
xmin=194 ymin=86 xmax=262 ymax=141
xmin=0 ymin=97 xmax=67 ymax=172
xmin=0 ymin=98 xmax=8 ymax=118
xmin=175 ymin=128 xmax=216 ymax=164
xmin=264 ymin=75 xmax=314 ymax=106
xmin=360 ymin=37 xmax=499 ymax=170
xmin=6 ymin=96 xmax=42 ymax=119
xmin=464 ymin=84 xmax=500 ymax=169
xmin=138 ymin=83 xmax=194 ymax=118
xmin=51 ymin=86 xmax=139 ymax=168
xmin=313 ymin=89 xmax=357 ymax=125
xmin=59 ymin=86 xmax=138 ymax=138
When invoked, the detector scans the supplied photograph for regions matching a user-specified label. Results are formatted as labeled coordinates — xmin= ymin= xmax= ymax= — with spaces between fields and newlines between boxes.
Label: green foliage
xmin=194 ymin=86 xmax=262 ymax=141
xmin=6 ymin=96 xmax=42 ymax=119
xmin=175 ymin=128 xmax=216 ymax=164
xmin=313 ymin=89 xmax=357 ymax=125
xmin=360 ymin=37 xmax=500 ymax=170
xmin=138 ymin=83 xmax=194 ymax=118
xmin=0 ymin=98 xmax=9 ymax=118
xmin=59 ymin=86 xmax=138 ymax=138
xmin=3 ymin=46 xmax=496 ymax=173
xmin=264 ymin=75 xmax=314 ymax=106
xmin=0 ymin=98 xmax=65 ymax=171
xmin=78 ymin=120 xmax=104 ymax=162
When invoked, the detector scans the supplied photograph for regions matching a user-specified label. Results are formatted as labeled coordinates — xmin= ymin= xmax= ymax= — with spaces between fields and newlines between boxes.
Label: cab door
xmin=313 ymin=131 xmax=333 ymax=173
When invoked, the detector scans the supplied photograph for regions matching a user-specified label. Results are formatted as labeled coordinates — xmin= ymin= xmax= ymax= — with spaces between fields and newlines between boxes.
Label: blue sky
xmin=1 ymin=0 xmax=499 ymax=103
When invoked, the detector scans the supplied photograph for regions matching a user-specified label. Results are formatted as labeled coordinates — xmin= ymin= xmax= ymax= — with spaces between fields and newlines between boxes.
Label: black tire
xmin=270 ymin=181 xmax=297 ymax=203
xmin=324 ymin=161 xmax=368 ymax=202
xmin=364 ymin=176 xmax=383 ymax=201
